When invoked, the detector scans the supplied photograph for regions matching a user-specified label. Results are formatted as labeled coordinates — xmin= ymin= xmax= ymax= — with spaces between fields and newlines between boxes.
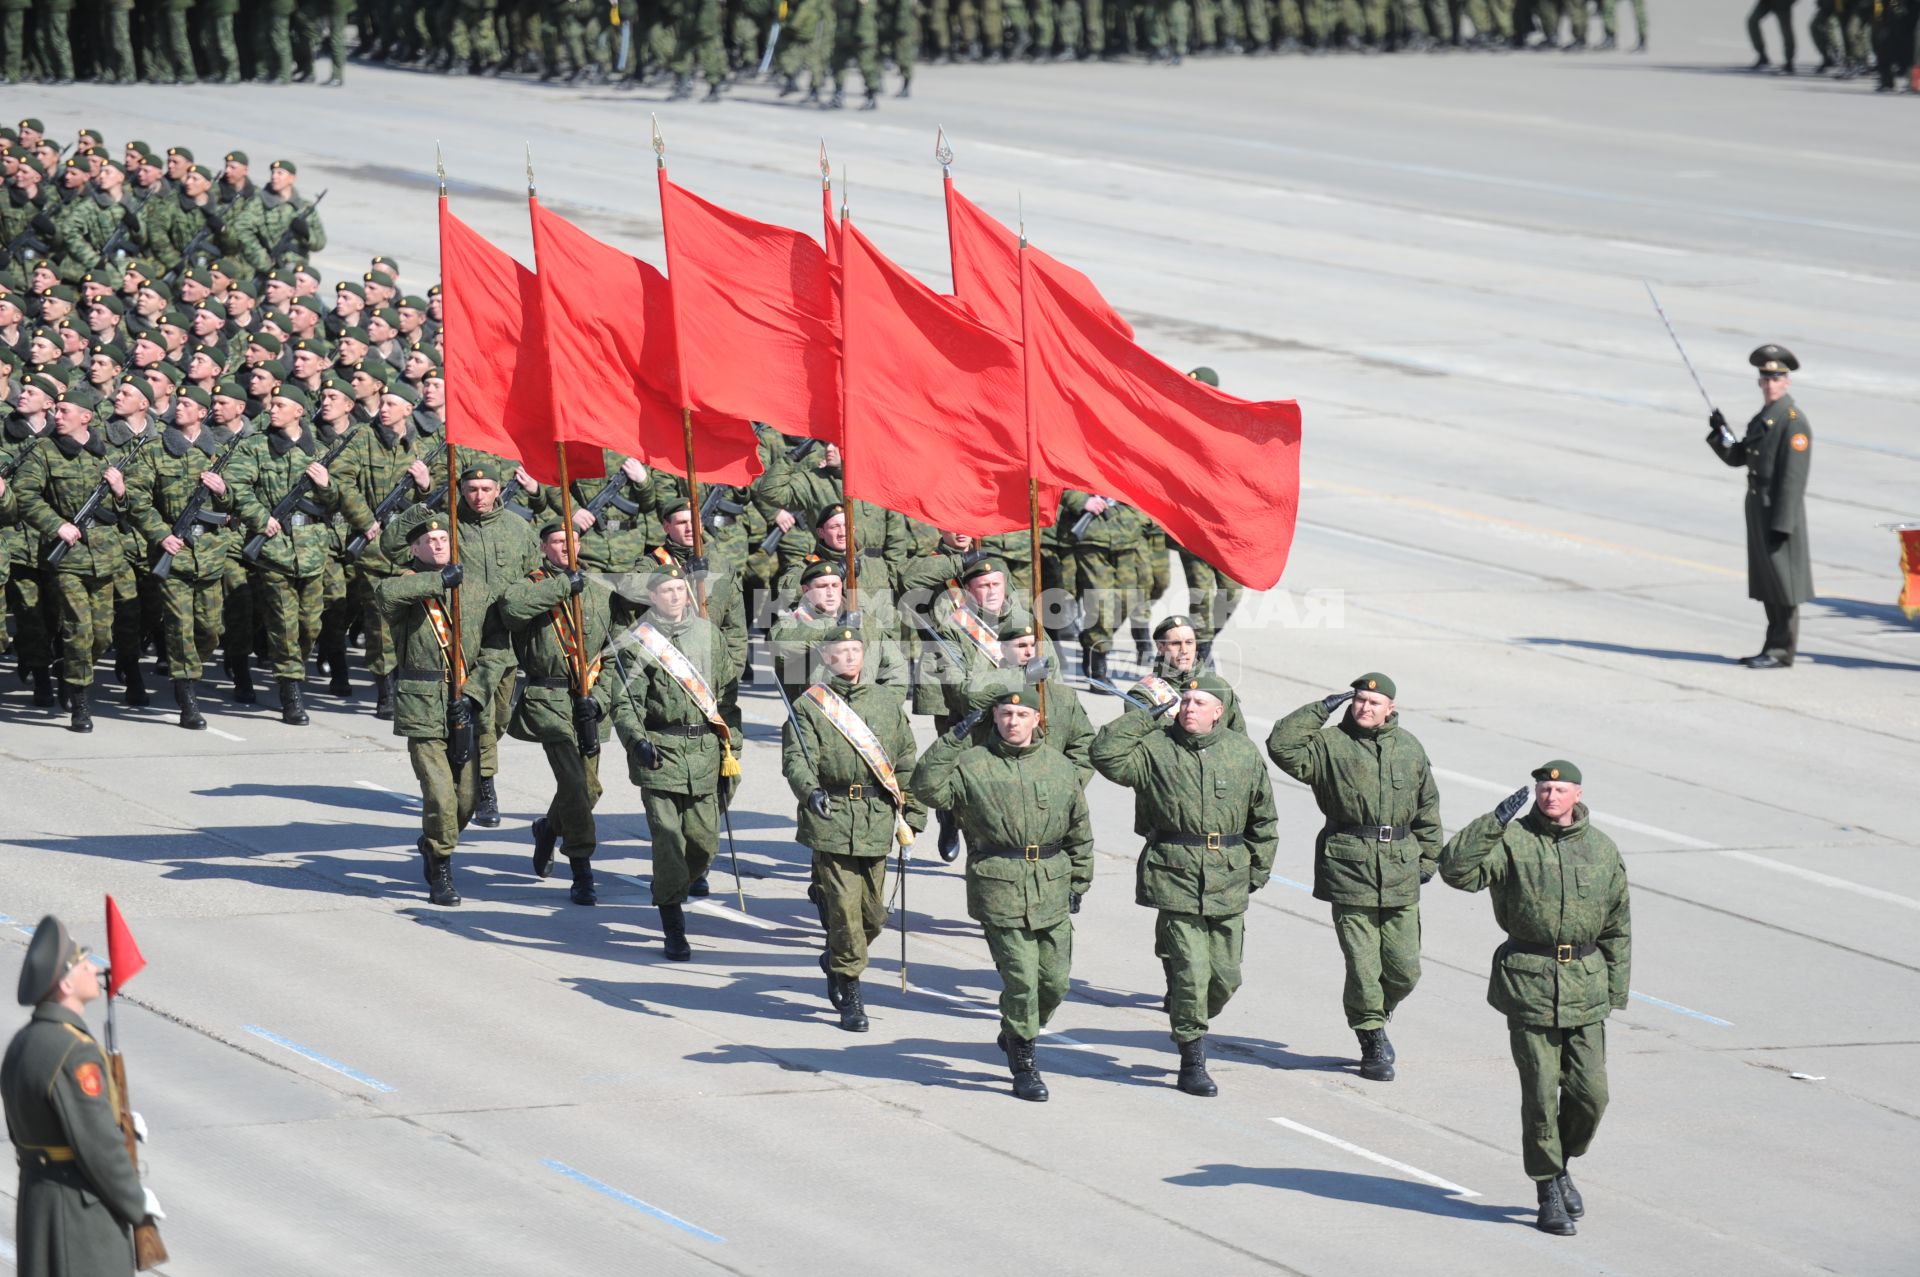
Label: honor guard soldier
xmin=1440 ymin=761 xmax=1632 ymax=1237
xmin=1144 ymin=614 xmax=1245 ymax=733
xmin=3 ymin=916 xmax=164 ymax=1276
xmin=1091 ymin=673 xmax=1278 ymax=1097
xmin=1266 ymin=673 xmax=1441 ymax=1081
xmin=1707 ymin=344 xmax=1813 ymax=669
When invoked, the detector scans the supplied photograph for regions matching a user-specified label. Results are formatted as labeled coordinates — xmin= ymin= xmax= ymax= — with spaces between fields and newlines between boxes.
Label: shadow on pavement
xmin=1164 ymin=1164 xmax=1534 ymax=1223
xmin=1517 ymin=637 xmax=1920 ymax=672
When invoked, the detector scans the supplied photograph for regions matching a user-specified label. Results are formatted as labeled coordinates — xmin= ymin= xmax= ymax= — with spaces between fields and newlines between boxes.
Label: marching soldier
xmin=3 ymin=374 xmax=60 ymax=708
xmin=1060 ymin=488 xmax=1146 ymax=682
xmin=3 ymin=916 xmax=164 ymax=1276
xmin=1707 ymin=344 xmax=1813 ymax=670
xmin=449 ymin=459 xmax=540 ymax=828
xmin=610 ymin=560 xmax=741 ymax=961
xmin=911 ymin=687 xmax=1094 ymax=1102
xmin=960 ymin=617 xmax=1094 ymax=778
xmin=770 ymin=556 xmax=908 ymax=696
xmin=1265 ymin=673 xmax=1442 ymax=1081
xmin=501 ymin=518 xmax=618 ymax=906
xmin=1143 ymin=613 xmax=1245 ymax=732
xmin=1091 ymin=673 xmax=1277 ymax=1096
xmin=1440 ymin=761 xmax=1631 ymax=1237
xmin=373 ymin=504 xmax=483 ymax=907
xmin=782 ymin=623 xmax=926 ymax=1031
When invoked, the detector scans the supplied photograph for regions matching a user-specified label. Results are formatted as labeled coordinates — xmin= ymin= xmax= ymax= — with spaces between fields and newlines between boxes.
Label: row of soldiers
xmin=1746 ymin=0 xmax=1919 ymax=90
xmin=0 ymin=0 xmax=355 ymax=84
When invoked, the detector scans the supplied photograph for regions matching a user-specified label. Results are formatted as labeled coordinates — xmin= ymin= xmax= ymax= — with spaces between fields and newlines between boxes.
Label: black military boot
xmin=1087 ymin=645 xmax=1109 ymax=684
xmin=689 ymin=874 xmax=711 ymax=897
xmin=30 ymin=667 xmax=55 ymax=707
xmin=660 ymin=904 xmax=692 ymax=961
xmin=1132 ymin=619 xmax=1152 ymax=667
xmin=1176 ymin=1037 xmax=1218 ymax=1097
xmin=324 ymin=623 xmax=353 ymax=698
xmin=473 ymin=776 xmax=501 ymax=827
xmin=568 ymin=857 xmax=598 ymax=906
xmin=173 ymin=679 xmax=206 ymax=730
xmin=935 ymin=809 xmax=961 ymax=862
xmin=120 ymin=658 xmax=149 ymax=707
xmin=1357 ymin=1028 xmax=1396 ymax=1081
xmin=66 ymin=683 xmax=93 ymax=734
xmin=228 ymin=651 xmax=256 ymax=703
xmin=531 ymin=816 xmax=557 ymax=878
xmin=374 ymin=672 xmax=395 ymax=720
xmin=820 ymin=953 xmax=845 ymax=1009
xmin=278 ymin=679 xmax=309 ymax=726
xmin=1535 ymin=1176 xmax=1576 ymax=1235
xmin=425 ymin=850 xmax=462 ymax=907
xmin=861 ymin=86 xmax=878 ymax=109
xmin=1196 ymin=639 xmax=1214 ymax=670
xmin=1004 ymin=1034 xmax=1050 ymax=1102
xmin=1557 ymin=1167 xmax=1585 ymax=1219
xmin=838 ymin=976 xmax=869 ymax=1032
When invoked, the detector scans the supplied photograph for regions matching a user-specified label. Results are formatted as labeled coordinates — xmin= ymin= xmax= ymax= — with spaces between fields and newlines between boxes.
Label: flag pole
xmin=439 ymin=145 xmax=466 ymax=711
xmin=935 ymin=128 xmax=956 ymax=294
xmin=1017 ymin=201 xmax=1048 ymax=728
xmin=839 ymin=173 xmax=857 ymax=613
xmin=652 ymin=115 xmax=708 ymax=618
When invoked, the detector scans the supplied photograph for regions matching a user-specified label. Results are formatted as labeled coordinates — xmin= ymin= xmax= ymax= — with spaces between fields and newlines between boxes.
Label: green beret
xmin=428 ymin=283 xmax=442 ymax=297
xmin=264 ymin=267 xmax=298 ymax=287
xmin=91 ymin=341 xmax=128 ymax=366
xmin=400 ymin=294 xmax=429 ymax=313
xmin=287 ymin=298 xmax=325 ymax=320
xmin=138 ymin=279 xmax=172 ymax=303
xmin=1153 ymin=614 xmax=1196 ymax=639
xmin=816 ymin=614 xmax=866 ymax=647
xmin=1531 ymin=759 xmax=1582 ymax=785
xmin=90 ymin=294 xmax=126 ymax=316
xmin=78 ymin=127 xmax=105 ymax=145
xmin=320 ymin=373 xmax=355 ymax=398
xmin=407 ymin=345 xmax=444 ymax=373
xmin=337 ymin=326 xmax=371 ymax=347
xmin=166 ymin=144 xmax=193 ymax=160
xmin=43 ymin=284 xmax=76 ymax=305
xmin=213 ymin=379 xmax=249 ymax=402
xmin=25 ymin=372 xmax=65 ymax=399
xmin=57 ymin=384 xmax=102 ymax=412
xmin=273 ymin=385 xmax=313 ymax=411
xmin=270 ymin=158 xmax=297 ymax=175
xmin=177 ymin=385 xmax=212 ymax=409
xmin=1351 ymin=672 xmax=1396 ymax=699
xmin=661 ymin=498 xmax=692 ymax=520
xmin=960 ymin=555 xmax=1008 ymax=584
xmin=159 ymin=308 xmax=191 ymax=331
xmin=813 ymin=502 xmax=845 ymax=530
xmin=290 ymin=337 xmax=331 ymax=359
xmin=250 ymin=359 xmax=288 ymax=382
xmin=247 ymin=331 xmax=285 ymax=356
xmin=128 ymin=329 xmax=165 ymax=352
xmin=229 ymin=280 xmax=261 ymax=299
xmin=185 ymin=343 xmax=225 ymax=369
xmin=224 ymin=150 xmax=248 ymax=167
xmin=185 ymin=163 xmax=212 ymax=182
xmin=537 ymin=516 xmax=568 ymax=540
xmin=996 ymin=616 xmax=1036 ymax=642
xmin=334 ymin=281 xmax=366 ymax=301
xmin=18 ymin=117 xmax=44 ymax=134
xmin=371 ymin=255 xmax=400 ymax=276
xmin=363 ymin=269 xmax=397 ymax=291
xmin=1177 ymin=672 xmax=1234 ymax=699
xmin=208 ymin=258 xmax=240 ymax=279
xmin=353 ymin=357 xmax=393 ymax=385
xmin=117 ymin=374 xmax=153 ymax=404
xmin=194 ymin=297 xmax=227 ymax=321
xmin=459 ymin=461 xmax=501 ymax=484
xmin=147 ymin=361 xmax=183 ymax=388
xmin=798 ymin=556 xmax=845 ymax=585
xmin=647 ymin=561 xmax=688 ymax=591
xmin=257 ymin=309 xmax=291 ymax=333
xmin=382 ymin=381 xmax=421 ymax=407
xmin=17 ymin=916 xmax=86 ymax=1006
xmin=15 ymin=153 xmax=48 ymax=178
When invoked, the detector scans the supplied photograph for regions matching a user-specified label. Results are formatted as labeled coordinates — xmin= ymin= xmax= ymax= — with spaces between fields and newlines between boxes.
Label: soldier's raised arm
xmin=1439 ymin=787 xmax=1529 ymax=891
xmin=1090 ymin=704 xmax=1162 ymax=788
xmin=1264 ymin=691 xmax=1349 ymax=785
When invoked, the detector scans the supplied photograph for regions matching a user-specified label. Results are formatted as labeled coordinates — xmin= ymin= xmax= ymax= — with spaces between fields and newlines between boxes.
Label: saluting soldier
xmin=911 ymin=687 xmax=1093 ymax=1101
xmin=1091 ymin=673 xmax=1278 ymax=1097
xmin=501 ymin=518 xmax=618 ymax=906
xmin=1266 ymin=673 xmax=1442 ymax=1082
xmin=3 ymin=916 xmax=164 ymax=1277
xmin=1440 ymin=761 xmax=1631 ymax=1237
xmin=610 ymin=560 xmax=741 ymax=962
xmin=914 ymin=554 xmax=1024 ymax=860
xmin=783 ymin=623 xmax=925 ymax=1031
xmin=1707 ymin=343 xmax=1813 ymax=669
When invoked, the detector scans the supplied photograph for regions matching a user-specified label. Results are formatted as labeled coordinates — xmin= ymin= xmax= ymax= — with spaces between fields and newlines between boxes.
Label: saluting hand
xmin=1321 ymin=689 xmax=1354 ymax=714
xmin=948 ymin=707 xmax=986 ymax=742
xmin=1494 ymin=785 xmax=1530 ymax=827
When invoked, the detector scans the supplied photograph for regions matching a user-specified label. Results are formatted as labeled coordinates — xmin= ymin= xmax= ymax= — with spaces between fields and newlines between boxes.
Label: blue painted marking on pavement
xmin=1630 ymin=991 xmax=1733 ymax=1027
xmin=1270 ymin=875 xmax=1312 ymax=893
xmin=541 ymin=1158 xmax=726 ymax=1243
xmin=242 ymin=1025 xmax=397 ymax=1092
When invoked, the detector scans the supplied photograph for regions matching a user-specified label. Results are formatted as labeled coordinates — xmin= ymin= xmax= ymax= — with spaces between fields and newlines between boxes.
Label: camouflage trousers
xmin=294 ymin=0 xmax=353 ymax=75
xmin=146 ymin=1 xmax=198 ymax=80
xmin=158 ymin=571 xmax=227 ymax=680
xmin=52 ymin=571 xmax=116 ymax=687
xmin=0 ymin=10 xmax=24 ymax=81
xmin=410 ymin=736 xmax=478 ymax=858
xmin=255 ymin=568 xmax=323 ymax=680
xmin=7 ymin=568 xmax=57 ymax=671
xmin=1179 ymin=547 xmax=1242 ymax=642
xmin=984 ymin=918 xmax=1072 ymax=1041
xmin=815 ymin=848 xmax=887 ymax=978
xmin=221 ymin=557 xmax=254 ymax=662
xmin=1332 ymin=902 xmax=1421 ymax=1030
xmin=111 ymin=566 xmax=163 ymax=674
xmin=1157 ymin=909 xmax=1244 ymax=1043
xmin=1072 ymin=544 xmax=1146 ymax=652
xmin=199 ymin=6 xmax=242 ymax=79
xmin=541 ymin=740 xmax=603 ymax=857
xmin=348 ymin=569 xmax=397 ymax=675
xmin=1510 ymin=1021 xmax=1608 ymax=1180
xmin=643 ymin=786 xmax=721 ymax=906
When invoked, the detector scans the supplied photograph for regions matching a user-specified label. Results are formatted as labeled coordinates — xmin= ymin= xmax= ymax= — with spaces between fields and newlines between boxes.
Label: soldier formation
xmin=1746 ymin=0 xmax=1918 ymax=91
xmin=35 ymin=111 xmax=1852 ymax=1247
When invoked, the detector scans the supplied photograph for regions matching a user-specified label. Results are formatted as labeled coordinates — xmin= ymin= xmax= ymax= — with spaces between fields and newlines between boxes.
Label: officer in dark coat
xmin=1707 ymin=344 xmax=1814 ymax=669
xmin=2 ymin=916 xmax=160 ymax=1277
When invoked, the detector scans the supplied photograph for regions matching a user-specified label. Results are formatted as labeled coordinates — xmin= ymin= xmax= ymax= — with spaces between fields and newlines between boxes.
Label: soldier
xmin=1265 ymin=673 xmax=1441 ymax=1081
xmin=769 ymin=556 xmax=906 ymax=697
xmin=912 ymin=554 xmax=1022 ymax=860
xmin=2 ymin=374 xmax=59 ymax=707
xmin=1707 ymin=344 xmax=1812 ymax=669
xmin=259 ymin=160 xmax=327 ymax=265
xmin=449 ymin=459 xmax=540 ymax=828
xmin=1746 ymin=0 xmax=1794 ymax=71
xmin=122 ymin=385 xmax=237 ymax=730
xmin=226 ymin=384 xmax=340 ymax=725
xmin=13 ymin=385 xmax=123 ymax=732
xmin=782 ymin=624 xmax=925 ymax=1031
xmin=329 ymin=380 xmax=433 ymax=706
xmin=1061 ymin=488 xmax=1146 ymax=682
xmin=1440 ymin=761 xmax=1631 ymax=1236
xmin=960 ymin=618 xmax=1094 ymax=777
xmin=610 ymin=560 xmax=740 ymax=961
xmin=1091 ymin=673 xmax=1277 ymax=1096
xmin=373 ymin=505 xmax=482 ymax=907
xmin=910 ymin=687 xmax=1093 ymax=1100
xmin=3 ymin=916 xmax=164 ymax=1275
xmin=294 ymin=0 xmax=353 ymax=82
xmin=645 ymin=497 xmax=747 ymax=730
xmin=1144 ymin=613 xmax=1245 ymax=731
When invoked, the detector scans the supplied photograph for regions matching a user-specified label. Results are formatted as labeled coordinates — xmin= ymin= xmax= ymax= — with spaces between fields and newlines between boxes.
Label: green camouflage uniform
xmin=453 ymin=495 xmax=540 ymax=781
xmin=2 ymin=419 xmax=57 ymax=678
xmin=122 ymin=426 xmax=235 ymax=680
xmin=373 ymin=560 xmax=487 ymax=858
xmin=1061 ymin=489 xmax=1146 ymax=659
xmin=226 ymin=425 xmax=339 ymax=680
xmin=257 ymin=186 xmax=327 ymax=265
xmin=13 ymin=431 xmax=120 ymax=689
xmin=331 ymin=421 xmax=429 ymax=682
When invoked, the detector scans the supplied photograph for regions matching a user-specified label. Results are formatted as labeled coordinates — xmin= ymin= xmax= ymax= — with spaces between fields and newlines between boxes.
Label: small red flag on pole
xmin=105 ymin=896 xmax=145 ymax=998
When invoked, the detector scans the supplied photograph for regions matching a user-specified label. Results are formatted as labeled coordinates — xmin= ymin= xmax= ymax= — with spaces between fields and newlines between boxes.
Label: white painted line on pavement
xmin=1431 ymin=766 xmax=1716 ymax=848
xmin=541 ymin=1159 xmax=725 ymax=1243
xmin=355 ymin=779 xmax=420 ymax=807
xmin=1269 ymin=1117 xmax=1480 ymax=1198
xmin=688 ymin=899 xmax=781 ymax=932
xmin=0 ymin=1234 xmax=15 ymax=1264
xmin=1629 ymin=992 xmax=1733 ymax=1027
xmin=242 ymin=1025 xmax=396 ymax=1093
xmin=204 ymin=727 xmax=246 ymax=742
xmin=1717 ymin=851 xmax=1920 ymax=913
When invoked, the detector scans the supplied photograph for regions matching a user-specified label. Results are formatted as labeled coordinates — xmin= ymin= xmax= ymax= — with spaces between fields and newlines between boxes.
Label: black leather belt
xmin=398 ymin=667 xmax=446 ymax=683
xmin=1334 ymin=822 xmax=1411 ymax=842
xmin=528 ymin=676 xmax=571 ymax=689
xmin=1153 ymin=831 xmax=1245 ymax=850
xmin=654 ymin=723 xmax=711 ymax=737
xmin=973 ymin=842 xmax=1063 ymax=861
xmin=826 ymin=782 xmax=891 ymax=801
xmin=1506 ymin=940 xmax=1599 ymax=963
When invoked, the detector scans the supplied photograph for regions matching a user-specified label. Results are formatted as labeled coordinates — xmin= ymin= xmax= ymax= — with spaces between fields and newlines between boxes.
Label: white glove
xmin=142 ymin=1187 xmax=165 ymax=1220
xmin=131 ymin=1111 xmax=148 ymax=1143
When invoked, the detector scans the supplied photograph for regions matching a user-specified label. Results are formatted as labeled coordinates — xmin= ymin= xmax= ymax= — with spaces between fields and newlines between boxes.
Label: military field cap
xmin=996 ymin=617 xmax=1036 ymax=642
xmin=459 ymin=461 xmax=501 ymax=484
xmin=17 ymin=915 xmax=88 ymax=1006
xmin=1749 ymin=344 xmax=1798 ymax=374
xmin=1351 ymin=672 xmax=1396 ymax=699
xmin=353 ymin=357 xmax=394 ymax=385
xmin=818 ymin=614 xmax=866 ymax=646
xmin=270 ymin=159 xmax=297 ymax=175
xmin=1153 ymin=614 xmax=1196 ymax=639
xmin=960 ymin=555 xmax=1008 ymax=583
xmin=659 ymin=498 xmax=692 ymax=519
xmin=993 ymin=687 xmax=1035 ymax=708
xmin=57 ymin=384 xmax=102 ymax=411
xmin=382 ymin=381 xmax=421 ymax=407
xmin=273 ymin=384 xmax=313 ymax=411
xmin=91 ymin=341 xmax=128 ymax=366
xmin=195 ymin=297 xmax=227 ymax=320
xmin=537 ymin=515 xmax=567 ymax=540
xmin=799 ymin=556 xmax=845 ymax=585
xmin=1179 ymin=672 xmax=1234 ymax=700
xmin=177 ymin=385 xmax=212 ymax=410
xmin=363 ymin=270 xmax=396 ymax=291
xmin=335 ymin=281 xmax=365 ymax=300
xmin=1532 ymin=759 xmax=1582 ymax=785
xmin=213 ymin=379 xmax=248 ymax=402
xmin=400 ymin=294 xmax=428 ymax=313
xmin=247 ymin=331 xmax=284 ymax=357
xmin=224 ymin=150 xmax=248 ymax=167
xmin=117 ymin=373 xmax=154 ymax=404
xmin=648 ymin=561 xmax=688 ymax=590
xmin=147 ymin=362 xmax=183 ymax=388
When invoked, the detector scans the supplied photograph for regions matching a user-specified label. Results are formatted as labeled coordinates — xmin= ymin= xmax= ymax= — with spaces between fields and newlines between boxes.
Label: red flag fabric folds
xmin=1023 ymin=252 xmax=1301 ymax=590
xmin=657 ymin=172 xmax=841 ymax=442
xmin=945 ymin=180 xmax=1132 ymax=342
xmin=840 ymin=224 xmax=1051 ymax=535
xmin=105 ymin=895 xmax=144 ymax=997
xmin=528 ymin=199 xmax=762 ymax=487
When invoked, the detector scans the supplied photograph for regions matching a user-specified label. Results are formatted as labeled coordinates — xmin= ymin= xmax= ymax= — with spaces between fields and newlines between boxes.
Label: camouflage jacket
xmin=13 ymin=430 xmax=122 ymax=576
xmin=123 ymin=425 xmax=234 ymax=582
xmin=226 ymin=425 xmax=341 ymax=577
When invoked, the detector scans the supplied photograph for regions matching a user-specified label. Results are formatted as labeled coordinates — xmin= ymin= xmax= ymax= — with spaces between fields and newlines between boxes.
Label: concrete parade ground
xmin=1 ymin=1 xmax=1917 ymax=1272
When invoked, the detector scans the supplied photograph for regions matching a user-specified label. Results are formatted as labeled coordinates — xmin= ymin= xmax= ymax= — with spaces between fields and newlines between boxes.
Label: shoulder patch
xmin=73 ymin=1060 xmax=104 ymax=1098
xmin=1790 ymin=433 xmax=1809 ymax=452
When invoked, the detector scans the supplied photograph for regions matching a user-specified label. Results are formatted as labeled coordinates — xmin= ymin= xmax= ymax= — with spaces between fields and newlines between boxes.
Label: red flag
xmin=657 ymin=171 xmax=842 ymax=442
xmin=840 ymin=224 xmax=1052 ymax=535
xmin=945 ymin=179 xmax=1132 ymax=341
xmin=105 ymin=896 xmax=144 ymax=998
xmin=1022 ymin=251 xmax=1301 ymax=590
xmin=527 ymin=199 xmax=762 ymax=487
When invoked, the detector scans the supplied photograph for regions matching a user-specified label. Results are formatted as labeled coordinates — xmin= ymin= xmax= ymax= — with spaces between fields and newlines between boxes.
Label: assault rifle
xmin=151 ymin=434 xmax=244 ymax=580
xmin=45 ymin=432 xmax=156 ymax=568
xmin=267 ymin=189 xmax=327 ymax=264
xmin=344 ymin=439 xmax=446 ymax=560
xmin=241 ymin=425 xmax=361 ymax=561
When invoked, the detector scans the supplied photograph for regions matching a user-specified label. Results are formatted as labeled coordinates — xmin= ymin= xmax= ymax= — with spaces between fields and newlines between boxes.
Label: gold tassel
xmin=721 ymin=738 xmax=742 ymax=779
